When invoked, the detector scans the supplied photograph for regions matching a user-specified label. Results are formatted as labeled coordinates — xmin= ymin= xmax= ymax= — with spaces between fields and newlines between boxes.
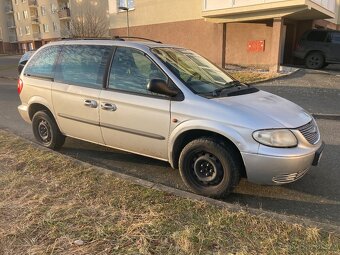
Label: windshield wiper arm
xmin=212 ymin=81 xmax=242 ymax=97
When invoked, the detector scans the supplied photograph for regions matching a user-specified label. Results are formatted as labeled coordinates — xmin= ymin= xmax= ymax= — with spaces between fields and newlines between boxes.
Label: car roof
xmin=45 ymin=39 xmax=181 ymax=51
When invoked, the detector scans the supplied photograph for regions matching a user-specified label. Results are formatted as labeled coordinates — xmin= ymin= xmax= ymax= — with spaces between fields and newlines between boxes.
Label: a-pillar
xmin=269 ymin=18 xmax=285 ymax=73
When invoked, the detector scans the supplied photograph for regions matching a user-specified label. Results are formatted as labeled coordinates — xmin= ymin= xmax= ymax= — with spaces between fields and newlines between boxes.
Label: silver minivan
xmin=17 ymin=38 xmax=324 ymax=198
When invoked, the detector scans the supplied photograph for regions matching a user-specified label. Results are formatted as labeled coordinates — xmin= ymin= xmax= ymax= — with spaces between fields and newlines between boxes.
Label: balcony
xmin=28 ymin=0 xmax=38 ymax=8
xmin=58 ymin=8 xmax=71 ymax=19
xmin=9 ymin=35 xmax=17 ymax=43
xmin=7 ymin=22 xmax=16 ymax=29
xmin=31 ymin=17 xmax=40 ymax=24
xmin=33 ymin=32 xmax=41 ymax=39
xmin=5 ymin=6 xmax=14 ymax=14
xmin=202 ymin=0 xmax=335 ymax=22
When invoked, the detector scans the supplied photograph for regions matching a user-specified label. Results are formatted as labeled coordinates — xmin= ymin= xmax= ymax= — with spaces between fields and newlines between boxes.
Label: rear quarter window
xmin=55 ymin=45 xmax=112 ymax=88
xmin=24 ymin=46 xmax=60 ymax=78
xmin=306 ymin=31 xmax=328 ymax=42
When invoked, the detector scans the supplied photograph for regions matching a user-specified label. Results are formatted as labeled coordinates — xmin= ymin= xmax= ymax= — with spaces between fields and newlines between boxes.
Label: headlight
xmin=253 ymin=129 xmax=297 ymax=148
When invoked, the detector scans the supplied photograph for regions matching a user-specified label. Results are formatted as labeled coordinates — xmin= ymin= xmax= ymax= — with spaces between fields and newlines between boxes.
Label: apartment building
xmin=0 ymin=0 xmax=109 ymax=54
xmin=1 ymin=0 xmax=17 ymax=53
xmin=109 ymin=0 xmax=340 ymax=72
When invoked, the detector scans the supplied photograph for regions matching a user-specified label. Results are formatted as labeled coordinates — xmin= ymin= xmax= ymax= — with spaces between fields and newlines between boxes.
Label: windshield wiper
xmin=212 ymin=81 xmax=243 ymax=97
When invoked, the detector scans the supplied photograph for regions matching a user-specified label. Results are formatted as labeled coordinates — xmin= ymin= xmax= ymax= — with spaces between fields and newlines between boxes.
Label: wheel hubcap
xmin=38 ymin=120 xmax=51 ymax=143
xmin=192 ymin=152 xmax=222 ymax=184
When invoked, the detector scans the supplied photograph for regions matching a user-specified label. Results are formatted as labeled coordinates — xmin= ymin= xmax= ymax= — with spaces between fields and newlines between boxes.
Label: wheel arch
xmin=28 ymin=97 xmax=55 ymax=121
xmin=169 ymin=123 xmax=248 ymax=178
xmin=305 ymin=50 xmax=326 ymax=59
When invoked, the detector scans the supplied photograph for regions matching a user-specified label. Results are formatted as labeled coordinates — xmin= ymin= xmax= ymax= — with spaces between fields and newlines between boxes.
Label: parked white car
xmin=17 ymin=38 xmax=324 ymax=198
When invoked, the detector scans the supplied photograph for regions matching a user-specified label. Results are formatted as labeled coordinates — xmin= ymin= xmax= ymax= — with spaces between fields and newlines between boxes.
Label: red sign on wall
xmin=248 ymin=40 xmax=265 ymax=52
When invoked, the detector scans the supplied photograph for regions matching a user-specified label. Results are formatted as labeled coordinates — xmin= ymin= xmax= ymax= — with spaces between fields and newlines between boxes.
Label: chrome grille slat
xmin=297 ymin=120 xmax=320 ymax=145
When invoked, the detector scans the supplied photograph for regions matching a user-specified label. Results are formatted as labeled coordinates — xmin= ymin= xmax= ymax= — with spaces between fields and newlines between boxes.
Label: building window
xmin=118 ymin=0 xmax=134 ymax=9
xmin=22 ymin=0 xmax=26 ymax=3
xmin=23 ymin=10 xmax=29 ymax=19
xmin=51 ymin=3 xmax=57 ymax=13
xmin=43 ymin=24 xmax=49 ymax=33
xmin=53 ymin=22 xmax=58 ymax=32
xmin=18 ymin=27 xmax=23 ymax=36
xmin=25 ymin=26 xmax=30 ymax=35
xmin=16 ymin=12 xmax=21 ymax=21
xmin=14 ymin=0 xmax=18 ymax=5
xmin=41 ymin=6 xmax=46 ymax=16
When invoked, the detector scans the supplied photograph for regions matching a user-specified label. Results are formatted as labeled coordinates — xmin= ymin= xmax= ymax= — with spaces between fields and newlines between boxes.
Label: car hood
xmin=212 ymin=90 xmax=312 ymax=128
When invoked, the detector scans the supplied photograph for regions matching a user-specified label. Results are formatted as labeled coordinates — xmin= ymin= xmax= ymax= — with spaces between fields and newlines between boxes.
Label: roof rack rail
xmin=113 ymin=36 xmax=162 ymax=44
xmin=61 ymin=37 xmax=113 ymax=40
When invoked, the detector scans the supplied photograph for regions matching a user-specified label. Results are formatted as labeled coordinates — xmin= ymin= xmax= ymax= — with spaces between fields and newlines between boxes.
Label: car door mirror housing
xmin=147 ymin=79 xmax=179 ymax=97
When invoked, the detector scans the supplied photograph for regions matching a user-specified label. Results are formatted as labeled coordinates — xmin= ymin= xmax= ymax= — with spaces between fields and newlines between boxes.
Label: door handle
xmin=101 ymin=103 xmax=117 ymax=111
xmin=84 ymin=99 xmax=98 ymax=108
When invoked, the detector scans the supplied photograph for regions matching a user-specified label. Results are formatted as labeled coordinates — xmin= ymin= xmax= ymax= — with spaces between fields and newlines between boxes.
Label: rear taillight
xmin=17 ymin=79 xmax=23 ymax=94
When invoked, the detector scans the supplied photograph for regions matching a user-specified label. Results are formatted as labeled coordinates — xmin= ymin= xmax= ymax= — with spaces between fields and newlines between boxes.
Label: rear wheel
xmin=179 ymin=138 xmax=241 ymax=198
xmin=305 ymin=52 xmax=324 ymax=69
xmin=32 ymin=111 xmax=65 ymax=150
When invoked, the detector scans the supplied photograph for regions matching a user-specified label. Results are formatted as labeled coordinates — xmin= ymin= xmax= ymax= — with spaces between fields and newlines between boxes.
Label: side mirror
xmin=147 ymin=79 xmax=179 ymax=97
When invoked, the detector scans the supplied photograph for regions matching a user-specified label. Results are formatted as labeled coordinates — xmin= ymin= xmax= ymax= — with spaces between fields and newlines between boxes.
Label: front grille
xmin=297 ymin=120 xmax=320 ymax=145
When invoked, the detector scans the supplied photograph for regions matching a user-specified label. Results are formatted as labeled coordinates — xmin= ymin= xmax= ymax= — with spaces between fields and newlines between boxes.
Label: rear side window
xmin=306 ymin=31 xmax=328 ymax=42
xmin=55 ymin=45 xmax=112 ymax=88
xmin=24 ymin=46 xmax=60 ymax=78
xmin=331 ymin=33 xmax=340 ymax=44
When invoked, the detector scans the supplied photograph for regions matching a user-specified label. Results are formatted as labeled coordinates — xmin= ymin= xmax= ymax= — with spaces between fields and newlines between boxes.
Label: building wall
xmin=109 ymin=0 xmax=202 ymax=29
xmin=110 ymin=19 xmax=224 ymax=67
xmin=0 ymin=1 xmax=11 ymax=43
xmin=225 ymin=21 xmax=274 ymax=68
xmin=12 ymin=0 xmax=61 ymax=51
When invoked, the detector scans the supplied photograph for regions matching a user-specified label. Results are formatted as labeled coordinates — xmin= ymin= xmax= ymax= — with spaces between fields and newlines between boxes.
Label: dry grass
xmin=0 ymin=130 xmax=339 ymax=255
xmin=228 ymin=71 xmax=279 ymax=84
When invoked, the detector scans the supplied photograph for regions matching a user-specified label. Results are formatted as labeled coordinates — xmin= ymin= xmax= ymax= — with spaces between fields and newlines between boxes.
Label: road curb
xmin=2 ymin=129 xmax=339 ymax=235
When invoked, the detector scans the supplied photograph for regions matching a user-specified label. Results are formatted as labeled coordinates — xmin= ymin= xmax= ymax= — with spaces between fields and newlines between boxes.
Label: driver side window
xmin=109 ymin=47 xmax=167 ymax=96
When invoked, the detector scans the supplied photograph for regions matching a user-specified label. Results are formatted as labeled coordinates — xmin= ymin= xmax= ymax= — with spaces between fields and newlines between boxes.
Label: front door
xmin=100 ymin=47 xmax=171 ymax=160
xmin=52 ymin=44 xmax=112 ymax=144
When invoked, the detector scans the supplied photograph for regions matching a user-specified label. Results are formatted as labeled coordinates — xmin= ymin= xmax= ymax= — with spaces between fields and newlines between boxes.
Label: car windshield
xmin=151 ymin=47 xmax=236 ymax=95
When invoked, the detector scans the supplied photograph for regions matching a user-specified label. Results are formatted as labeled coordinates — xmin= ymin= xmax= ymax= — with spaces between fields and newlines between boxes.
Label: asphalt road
xmin=0 ymin=56 xmax=339 ymax=226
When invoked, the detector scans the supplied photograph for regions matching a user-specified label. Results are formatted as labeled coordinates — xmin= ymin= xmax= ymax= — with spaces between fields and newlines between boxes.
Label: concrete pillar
xmin=269 ymin=18 xmax=285 ymax=73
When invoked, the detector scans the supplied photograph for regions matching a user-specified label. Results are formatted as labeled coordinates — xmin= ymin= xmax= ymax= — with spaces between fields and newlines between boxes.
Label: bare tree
xmin=61 ymin=2 xmax=109 ymax=38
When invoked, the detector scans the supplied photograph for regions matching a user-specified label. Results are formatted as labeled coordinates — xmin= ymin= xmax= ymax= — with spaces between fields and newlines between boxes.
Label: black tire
xmin=32 ymin=111 xmax=65 ymax=150
xmin=179 ymin=138 xmax=241 ymax=198
xmin=305 ymin=52 xmax=325 ymax=69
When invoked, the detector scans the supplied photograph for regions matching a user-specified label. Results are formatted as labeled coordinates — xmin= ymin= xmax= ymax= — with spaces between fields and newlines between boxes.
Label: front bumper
xmin=241 ymin=141 xmax=324 ymax=185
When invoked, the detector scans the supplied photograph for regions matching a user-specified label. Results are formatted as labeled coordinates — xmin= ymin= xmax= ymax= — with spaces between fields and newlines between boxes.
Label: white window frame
xmin=25 ymin=26 xmax=30 ymax=35
xmin=41 ymin=6 xmax=46 ymax=16
xmin=53 ymin=22 xmax=58 ymax=32
xmin=43 ymin=24 xmax=49 ymax=33
xmin=23 ymin=10 xmax=29 ymax=19
xmin=18 ymin=27 xmax=23 ymax=36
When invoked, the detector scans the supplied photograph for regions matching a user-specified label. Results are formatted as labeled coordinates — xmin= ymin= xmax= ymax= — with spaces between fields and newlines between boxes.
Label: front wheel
xmin=305 ymin=52 xmax=324 ymax=69
xmin=32 ymin=111 xmax=65 ymax=150
xmin=179 ymin=138 xmax=241 ymax=198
